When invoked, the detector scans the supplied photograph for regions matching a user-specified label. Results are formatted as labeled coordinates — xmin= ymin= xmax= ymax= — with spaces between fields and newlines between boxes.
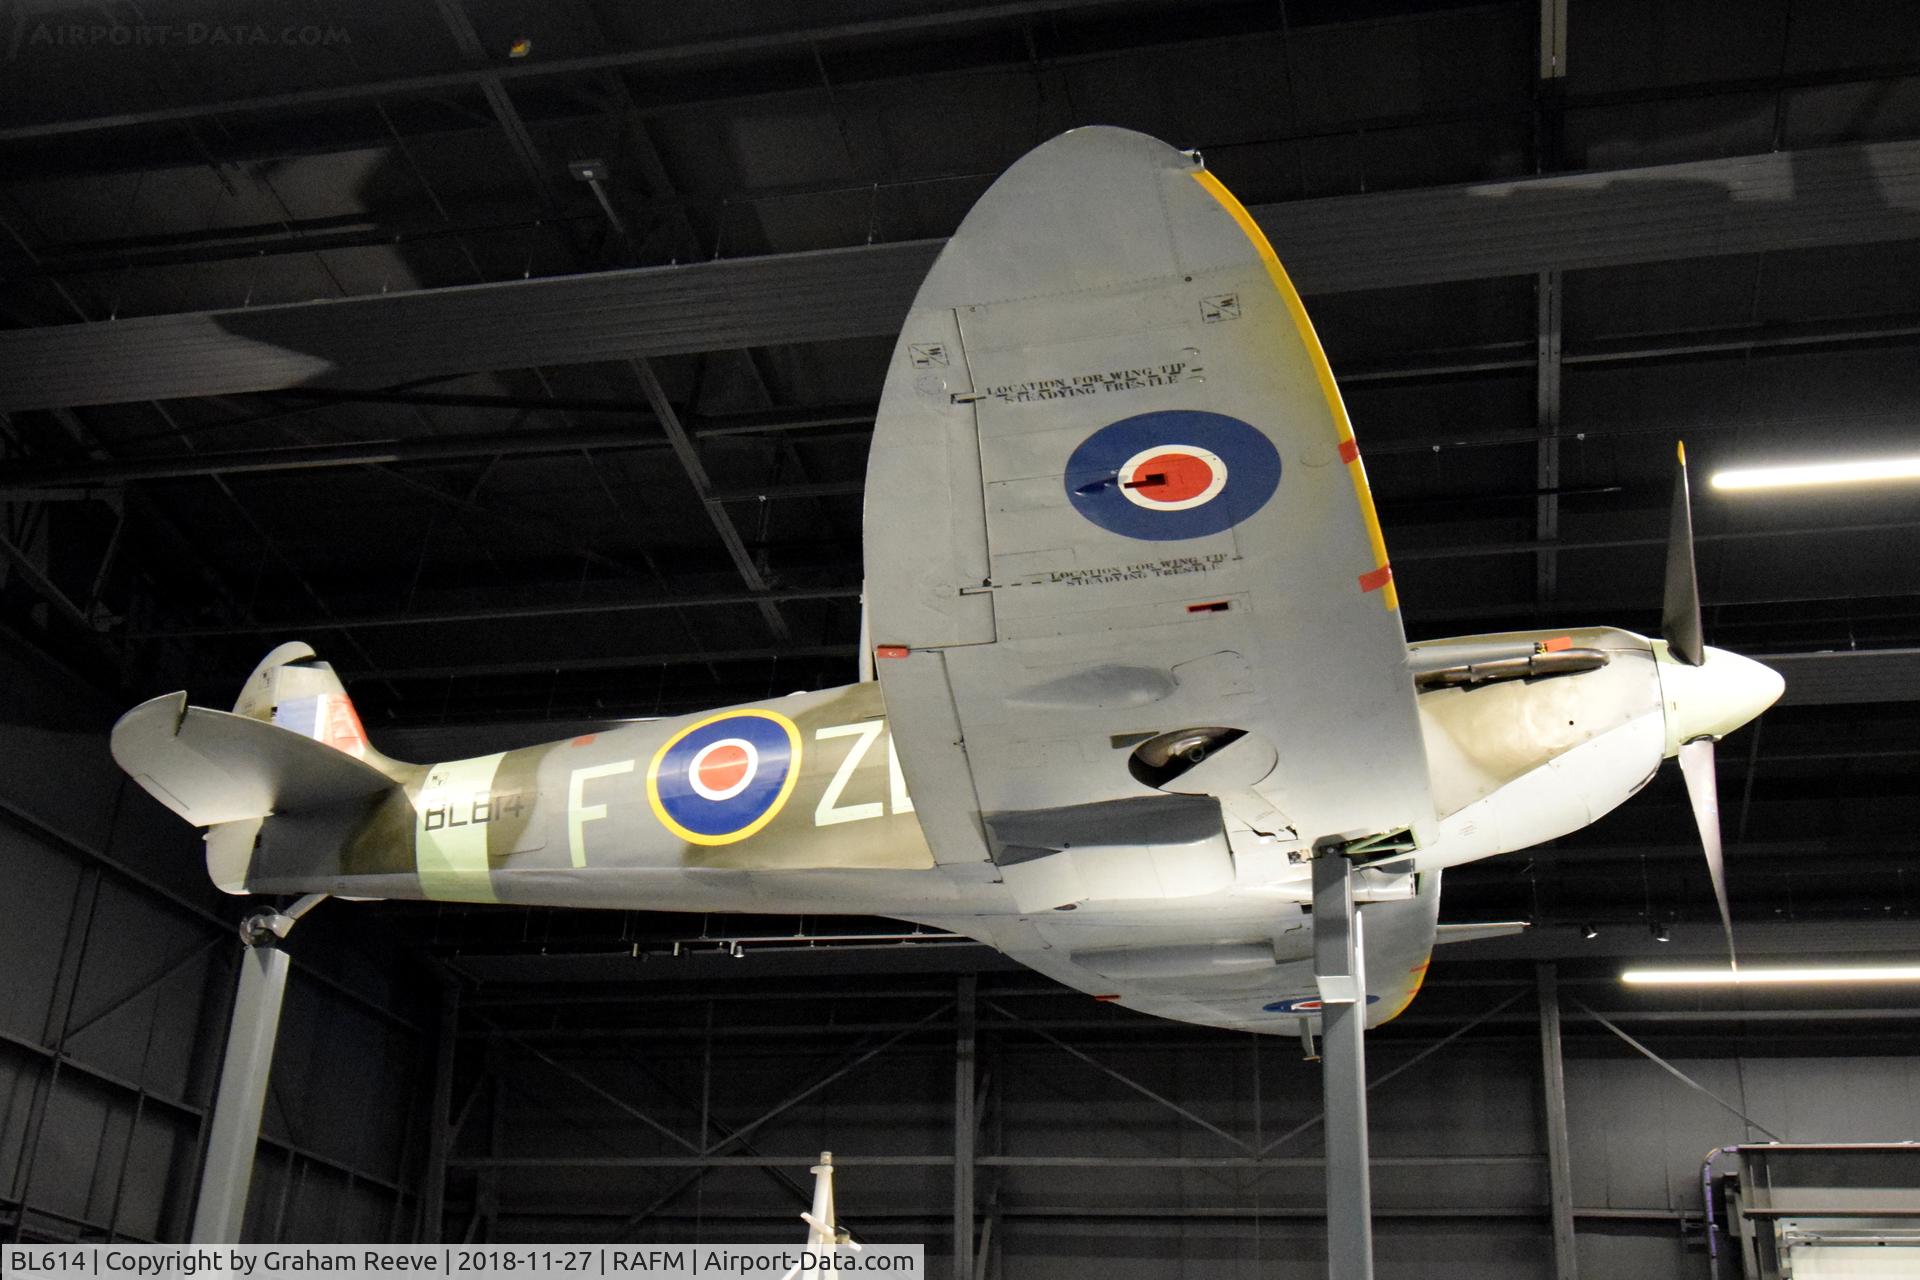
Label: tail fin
xmin=110 ymin=643 xmax=411 ymax=893
xmin=231 ymin=641 xmax=406 ymax=776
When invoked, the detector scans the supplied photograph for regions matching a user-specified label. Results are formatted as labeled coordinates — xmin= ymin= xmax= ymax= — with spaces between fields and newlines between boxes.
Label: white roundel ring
xmin=1117 ymin=444 xmax=1229 ymax=511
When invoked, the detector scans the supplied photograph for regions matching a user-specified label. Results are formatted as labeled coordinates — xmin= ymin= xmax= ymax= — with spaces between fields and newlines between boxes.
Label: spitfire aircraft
xmin=112 ymin=128 xmax=1784 ymax=1036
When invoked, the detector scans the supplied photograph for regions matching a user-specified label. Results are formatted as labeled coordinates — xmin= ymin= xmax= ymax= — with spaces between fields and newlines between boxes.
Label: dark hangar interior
xmin=1 ymin=1 xmax=1917 ymax=1275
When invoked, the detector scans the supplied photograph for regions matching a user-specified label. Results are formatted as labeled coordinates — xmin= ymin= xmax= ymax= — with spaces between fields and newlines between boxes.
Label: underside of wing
xmin=929 ymin=870 xmax=1441 ymax=1035
xmin=865 ymin=126 xmax=1433 ymax=888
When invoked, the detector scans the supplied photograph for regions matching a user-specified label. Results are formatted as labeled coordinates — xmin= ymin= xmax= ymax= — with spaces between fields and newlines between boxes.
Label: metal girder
xmin=0 ymin=793 xmax=422 ymax=1036
xmin=58 ymin=938 xmax=223 ymax=1043
xmin=1260 ymin=991 xmax=1530 ymax=1157
xmin=1765 ymin=647 xmax=1920 ymax=706
xmin=431 ymin=0 xmax=560 ymax=212
xmin=0 ymin=1019 xmax=409 ymax=1199
xmin=124 ymin=585 xmax=857 ymax=639
xmin=420 ymin=980 xmax=459 ymax=1244
xmin=0 ymin=428 xmax=654 ymax=488
xmin=1392 ymin=515 xmax=1920 ymax=563
xmin=630 ymin=359 xmax=789 ymax=640
xmin=7 ymin=141 xmax=1920 ymax=411
xmin=0 ymin=526 xmax=93 ymax=630
xmin=448 ymin=1153 xmax=1541 ymax=1170
xmin=0 ymin=0 xmax=1150 ymax=145
xmin=710 ymin=480 xmax=866 ymax=503
xmin=1534 ymin=269 xmax=1563 ymax=605
xmin=1537 ymin=965 xmax=1579 ymax=1280
xmin=0 ymin=309 xmax=1911 ymax=495
xmin=475 ymin=1010 xmax=704 ymax=1155
xmin=0 ymin=408 xmax=874 ymax=493
xmin=317 ymin=643 xmax=1920 ymax=705
xmin=1321 ymin=312 xmax=1920 ymax=385
xmin=341 ymin=642 xmax=850 ymax=682
xmin=953 ymin=976 xmax=977 ymax=1280
xmin=1531 ymin=0 xmax=1568 ymax=610
xmin=0 ymin=240 xmax=941 ymax=412
xmin=603 ymin=1003 xmax=952 ymax=1240
xmin=493 ymin=1204 xmax=1688 ymax=1224
xmin=983 ymin=998 xmax=1252 ymax=1153
xmin=1566 ymin=999 xmax=1785 ymax=1141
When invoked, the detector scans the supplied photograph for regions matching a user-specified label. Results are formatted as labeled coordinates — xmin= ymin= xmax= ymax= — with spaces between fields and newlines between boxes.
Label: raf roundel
xmin=647 ymin=710 xmax=803 ymax=846
xmin=1066 ymin=410 xmax=1282 ymax=541
xmin=1262 ymin=994 xmax=1382 ymax=1014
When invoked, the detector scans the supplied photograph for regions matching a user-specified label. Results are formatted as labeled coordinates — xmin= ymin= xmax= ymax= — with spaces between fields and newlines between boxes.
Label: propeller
xmin=1662 ymin=442 xmax=1707 ymax=668
xmin=1662 ymin=442 xmax=1738 ymax=969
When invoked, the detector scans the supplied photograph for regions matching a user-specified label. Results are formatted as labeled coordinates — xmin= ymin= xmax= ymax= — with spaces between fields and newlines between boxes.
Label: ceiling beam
xmin=1764 ymin=647 xmax=1920 ymax=706
xmin=5 ymin=141 xmax=1920 ymax=412
xmin=631 ymin=359 xmax=789 ymax=640
xmin=122 ymin=585 xmax=858 ymax=639
xmin=100 ymin=514 xmax=1920 ymax=645
xmin=347 ymin=643 xmax=851 ymax=682
xmin=325 ymin=644 xmax=1920 ymax=708
xmin=0 ymin=0 xmax=1152 ymax=145
xmin=0 ymin=404 xmax=876 ymax=491
xmin=1340 ymin=312 xmax=1920 ymax=383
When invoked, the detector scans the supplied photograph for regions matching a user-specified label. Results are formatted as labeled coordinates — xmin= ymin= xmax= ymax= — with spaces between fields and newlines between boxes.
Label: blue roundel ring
xmin=647 ymin=709 xmax=803 ymax=846
xmin=1065 ymin=410 xmax=1282 ymax=541
xmin=1262 ymin=995 xmax=1381 ymax=1014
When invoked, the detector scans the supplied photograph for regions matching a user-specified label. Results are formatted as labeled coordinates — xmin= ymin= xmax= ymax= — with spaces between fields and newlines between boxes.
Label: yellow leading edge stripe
xmin=1189 ymin=168 xmax=1398 ymax=611
xmin=1379 ymin=957 xmax=1431 ymax=1025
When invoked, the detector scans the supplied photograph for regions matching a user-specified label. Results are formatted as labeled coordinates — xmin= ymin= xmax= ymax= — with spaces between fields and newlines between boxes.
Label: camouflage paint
xmin=241 ymin=682 xmax=934 ymax=899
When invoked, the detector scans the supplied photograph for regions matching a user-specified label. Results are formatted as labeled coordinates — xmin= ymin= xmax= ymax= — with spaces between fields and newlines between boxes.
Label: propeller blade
xmin=1663 ymin=441 xmax=1706 ymax=666
xmin=1678 ymin=736 xmax=1738 ymax=970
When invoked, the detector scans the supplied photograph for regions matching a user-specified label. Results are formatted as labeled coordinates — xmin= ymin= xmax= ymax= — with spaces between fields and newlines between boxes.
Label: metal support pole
xmin=1312 ymin=850 xmax=1373 ymax=1280
xmin=1537 ymin=964 xmax=1579 ymax=1280
xmin=953 ymin=975 xmax=977 ymax=1280
xmin=190 ymin=897 xmax=324 ymax=1244
xmin=191 ymin=939 xmax=290 ymax=1241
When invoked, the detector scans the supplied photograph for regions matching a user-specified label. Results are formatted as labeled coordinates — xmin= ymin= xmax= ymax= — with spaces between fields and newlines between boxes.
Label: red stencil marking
xmin=1358 ymin=564 xmax=1394 ymax=594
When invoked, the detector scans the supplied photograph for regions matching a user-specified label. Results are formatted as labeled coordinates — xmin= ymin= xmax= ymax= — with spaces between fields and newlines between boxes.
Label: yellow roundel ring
xmin=646 ymin=708 xmax=804 ymax=846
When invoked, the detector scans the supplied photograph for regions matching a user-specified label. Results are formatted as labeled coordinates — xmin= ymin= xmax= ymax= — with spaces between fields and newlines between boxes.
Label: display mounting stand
xmin=785 ymin=1151 xmax=860 ymax=1280
xmin=190 ymin=893 xmax=327 ymax=1243
xmin=1313 ymin=845 xmax=1374 ymax=1280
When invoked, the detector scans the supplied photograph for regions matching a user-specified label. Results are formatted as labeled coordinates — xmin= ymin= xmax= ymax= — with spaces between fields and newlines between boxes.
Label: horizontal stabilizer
xmin=112 ymin=692 xmax=398 ymax=827
xmin=1434 ymin=921 xmax=1530 ymax=945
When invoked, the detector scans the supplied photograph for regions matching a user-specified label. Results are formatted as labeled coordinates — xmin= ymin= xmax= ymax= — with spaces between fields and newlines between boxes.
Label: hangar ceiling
xmin=2 ymin=0 xmax=1919 ymax=942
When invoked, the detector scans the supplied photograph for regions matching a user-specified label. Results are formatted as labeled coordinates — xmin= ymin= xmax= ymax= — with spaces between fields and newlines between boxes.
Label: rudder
xmin=232 ymin=641 xmax=403 ymax=775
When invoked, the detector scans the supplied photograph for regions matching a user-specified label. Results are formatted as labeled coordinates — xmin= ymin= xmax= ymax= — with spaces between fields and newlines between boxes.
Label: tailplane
xmin=110 ymin=644 xmax=413 ymax=893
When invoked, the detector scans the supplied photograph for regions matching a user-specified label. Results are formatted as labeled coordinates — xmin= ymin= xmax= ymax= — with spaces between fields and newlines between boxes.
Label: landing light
xmin=1622 ymin=965 xmax=1920 ymax=985
xmin=1710 ymin=456 xmax=1920 ymax=491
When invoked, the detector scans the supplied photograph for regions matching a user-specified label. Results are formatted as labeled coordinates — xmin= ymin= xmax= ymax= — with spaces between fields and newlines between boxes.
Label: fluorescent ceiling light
xmin=1622 ymin=965 xmax=1920 ymax=986
xmin=1711 ymin=456 xmax=1920 ymax=491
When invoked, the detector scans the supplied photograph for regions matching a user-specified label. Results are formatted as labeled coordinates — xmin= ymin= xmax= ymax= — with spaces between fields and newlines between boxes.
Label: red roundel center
xmin=1130 ymin=452 xmax=1215 ymax=504
xmin=696 ymin=743 xmax=750 ymax=793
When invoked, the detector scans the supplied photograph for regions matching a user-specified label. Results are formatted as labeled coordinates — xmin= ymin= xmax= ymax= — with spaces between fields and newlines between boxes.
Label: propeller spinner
xmin=1653 ymin=443 xmax=1785 ymax=968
